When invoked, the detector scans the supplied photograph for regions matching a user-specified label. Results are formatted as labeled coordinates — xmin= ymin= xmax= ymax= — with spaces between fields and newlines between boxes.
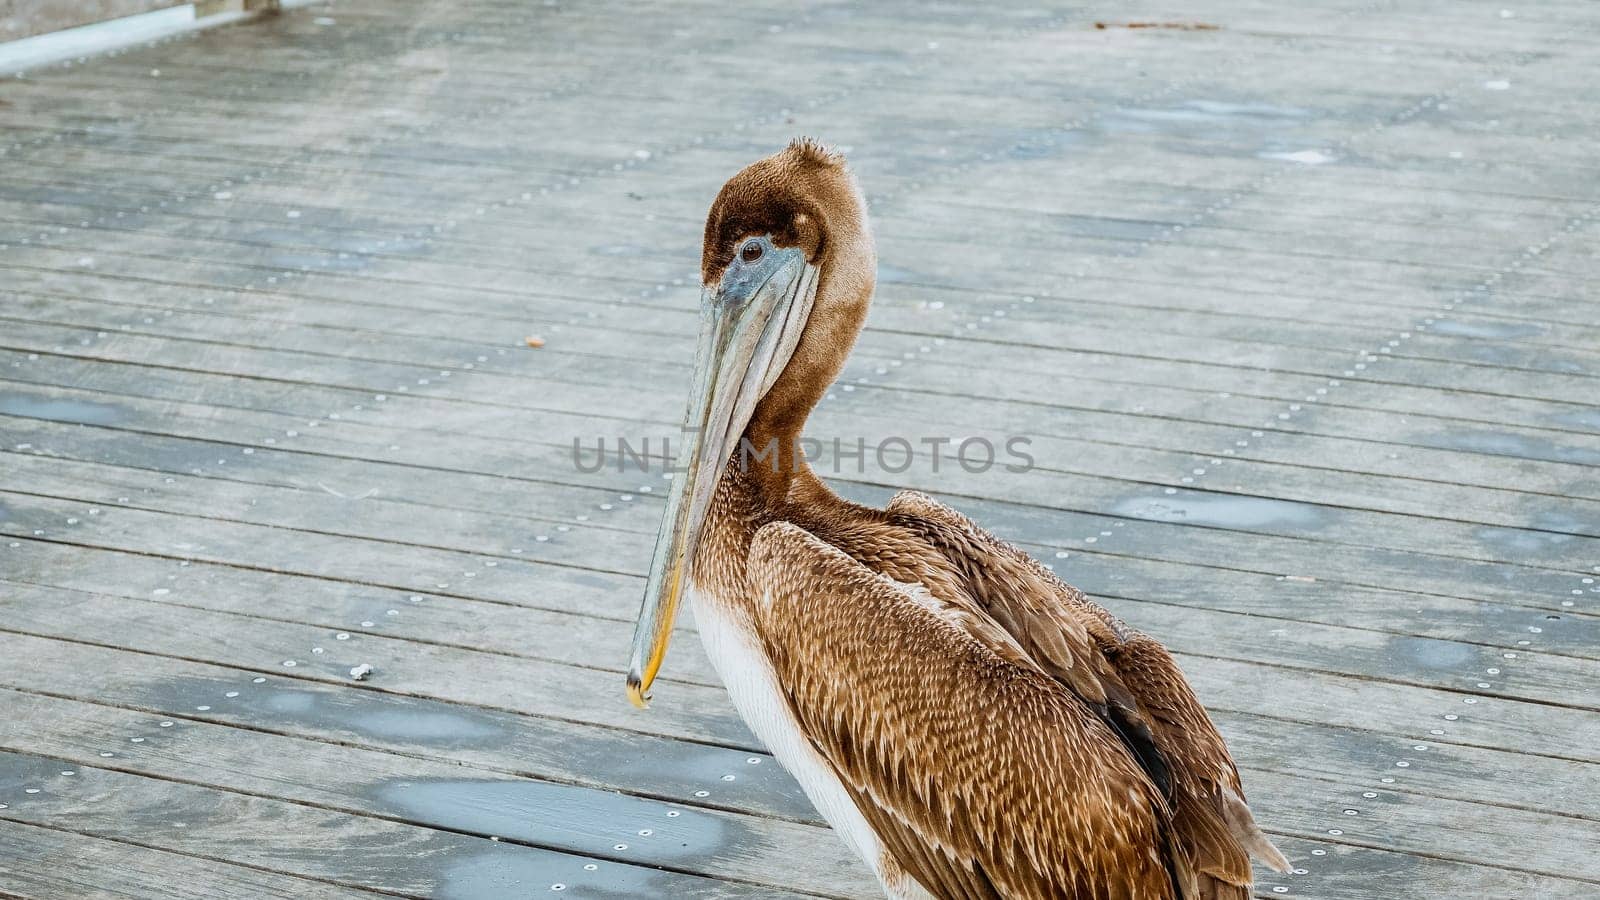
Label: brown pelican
xmin=627 ymin=139 xmax=1290 ymax=899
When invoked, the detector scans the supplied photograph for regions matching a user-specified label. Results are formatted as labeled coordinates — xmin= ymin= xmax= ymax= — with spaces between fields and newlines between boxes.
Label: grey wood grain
xmin=4 ymin=573 xmax=1597 ymax=771
xmin=6 ymin=366 xmax=1599 ymax=569
xmin=5 ymin=452 xmax=1597 ymax=704
xmin=7 ymin=281 xmax=1600 ymax=493
xmin=12 ymin=551 xmax=1600 ymax=827
xmin=3 ymin=637 xmax=1598 ymax=893
xmin=4 ymin=412 xmax=1591 ymax=615
xmin=3 ymin=0 xmax=1598 ymax=894
xmin=1 ymin=0 xmax=182 ymax=41
xmin=0 ymin=689 xmax=879 ymax=898
xmin=0 ymin=821 xmax=390 ymax=900
xmin=7 ymin=375 xmax=1598 ymax=566
xmin=9 ymin=215 xmax=1598 ymax=413
xmin=10 ymin=528 xmax=1598 ymax=673
xmin=0 ymin=750 xmax=813 ymax=900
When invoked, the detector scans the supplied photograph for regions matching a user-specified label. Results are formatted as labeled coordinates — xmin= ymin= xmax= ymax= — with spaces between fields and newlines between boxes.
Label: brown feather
xmin=883 ymin=491 xmax=1291 ymax=884
xmin=749 ymin=521 xmax=1181 ymax=900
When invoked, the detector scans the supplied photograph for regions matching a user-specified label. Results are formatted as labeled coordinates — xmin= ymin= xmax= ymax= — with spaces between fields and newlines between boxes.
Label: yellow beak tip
xmin=626 ymin=674 xmax=652 ymax=709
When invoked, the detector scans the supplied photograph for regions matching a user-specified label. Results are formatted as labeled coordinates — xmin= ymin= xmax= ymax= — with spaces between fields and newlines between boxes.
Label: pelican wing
xmin=748 ymin=521 xmax=1184 ymax=900
xmin=886 ymin=491 xmax=1292 ymax=895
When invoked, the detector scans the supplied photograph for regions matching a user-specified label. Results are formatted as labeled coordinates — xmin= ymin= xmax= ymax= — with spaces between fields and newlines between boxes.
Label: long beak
xmin=626 ymin=246 xmax=817 ymax=708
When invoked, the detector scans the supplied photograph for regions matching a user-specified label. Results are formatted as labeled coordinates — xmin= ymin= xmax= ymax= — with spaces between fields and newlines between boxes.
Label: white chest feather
xmin=689 ymin=584 xmax=886 ymax=880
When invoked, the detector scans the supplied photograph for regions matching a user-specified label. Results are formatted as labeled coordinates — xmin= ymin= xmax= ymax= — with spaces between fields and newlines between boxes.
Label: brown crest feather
xmin=787 ymin=135 xmax=847 ymax=168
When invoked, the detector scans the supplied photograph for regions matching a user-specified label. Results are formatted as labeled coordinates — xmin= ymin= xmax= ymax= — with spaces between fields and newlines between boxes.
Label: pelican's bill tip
xmin=626 ymin=671 xmax=652 ymax=709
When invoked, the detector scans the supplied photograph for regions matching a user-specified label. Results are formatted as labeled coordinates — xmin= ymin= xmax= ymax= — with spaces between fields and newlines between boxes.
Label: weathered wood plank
xmin=6 ymin=415 xmax=1590 ymax=615
xmin=8 ymin=304 xmax=1600 ymax=488
xmin=6 ymin=290 xmax=1594 ymax=467
xmin=0 ymin=821 xmax=389 ymax=900
xmin=8 ymin=356 xmax=1599 ymax=539
xmin=11 ymin=150 xmax=1599 ymax=305
xmin=11 ymin=527 xmax=1597 ymax=675
xmin=3 ymin=205 xmax=1596 ymax=408
xmin=3 ymin=638 xmax=1599 ymax=894
xmin=0 ymin=750 xmax=810 ymax=899
xmin=4 ymin=256 xmax=1595 ymax=443
xmin=5 ymin=452 xmax=1595 ymax=706
xmin=10 ymin=399 xmax=1595 ymax=581
xmin=4 ymin=573 xmax=1597 ymax=770
xmin=6 ymin=190 xmax=1593 ymax=373
xmin=0 ymin=573 xmax=751 ymax=747
xmin=0 ymin=1 xmax=182 ymax=42
xmin=5 ymin=560 xmax=1598 ymax=829
xmin=6 ymin=307 xmax=1593 ymax=560
xmin=0 ymin=628 xmax=811 ymax=820
xmin=3 ymin=416 xmax=1592 ymax=628
xmin=1 ymin=623 xmax=1594 ymax=847
xmin=0 ymin=690 xmax=878 ymax=898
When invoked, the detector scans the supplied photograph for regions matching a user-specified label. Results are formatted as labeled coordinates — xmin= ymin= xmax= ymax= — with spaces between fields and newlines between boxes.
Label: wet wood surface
xmin=1 ymin=1 xmax=184 ymax=42
xmin=2 ymin=0 xmax=1598 ymax=897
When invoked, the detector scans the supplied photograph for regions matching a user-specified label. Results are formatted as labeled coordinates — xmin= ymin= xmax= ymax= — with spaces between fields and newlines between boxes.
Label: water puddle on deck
xmin=430 ymin=846 xmax=686 ymax=900
xmin=1425 ymin=318 xmax=1548 ymax=340
xmin=1549 ymin=409 xmax=1600 ymax=433
xmin=260 ymin=246 xmax=374 ymax=274
xmin=875 ymin=262 xmax=920 ymax=283
xmin=608 ymin=741 xmax=813 ymax=821
xmin=1112 ymin=491 xmax=1326 ymax=530
xmin=1439 ymin=341 xmax=1590 ymax=374
xmin=1259 ymin=148 xmax=1336 ymax=165
xmin=257 ymin=686 xmax=509 ymax=746
xmin=1474 ymin=517 xmax=1585 ymax=557
xmin=126 ymin=678 xmax=816 ymax=895
xmin=0 ymin=393 xmax=127 ymax=426
xmin=373 ymin=777 xmax=732 ymax=865
xmin=1103 ymin=99 xmax=1311 ymax=139
xmin=0 ymin=749 xmax=74 ymax=795
xmin=1427 ymin=429 xmax=1600 ymax=467
xmin=565 ymin=571 xmax=635 ymax=594
xmin=1005 ymin=127 xmax=1092 ymax=160
xmin=1383 ymin=635 xmax=1479 ymax=672
xmin=143 ymin=676 xmax=510 ymax=749
xmin=591 ymin=242 xmax=651 ymax=256
xmin=144 ymin=675 xmax=815 ymax=821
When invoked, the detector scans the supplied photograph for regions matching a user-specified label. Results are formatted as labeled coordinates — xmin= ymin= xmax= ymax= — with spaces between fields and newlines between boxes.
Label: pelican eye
xmin=740 ymin=240 xmax=764 ymax=263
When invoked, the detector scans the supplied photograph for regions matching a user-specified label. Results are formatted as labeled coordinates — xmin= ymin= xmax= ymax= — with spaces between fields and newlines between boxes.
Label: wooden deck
xmin=2 ymin=0 xmax=1598 ymax=897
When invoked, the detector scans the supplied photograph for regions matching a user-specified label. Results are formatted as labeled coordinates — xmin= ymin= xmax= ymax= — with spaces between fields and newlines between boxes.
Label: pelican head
xmin=627 ymin=138 xmax=875 ymax=707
